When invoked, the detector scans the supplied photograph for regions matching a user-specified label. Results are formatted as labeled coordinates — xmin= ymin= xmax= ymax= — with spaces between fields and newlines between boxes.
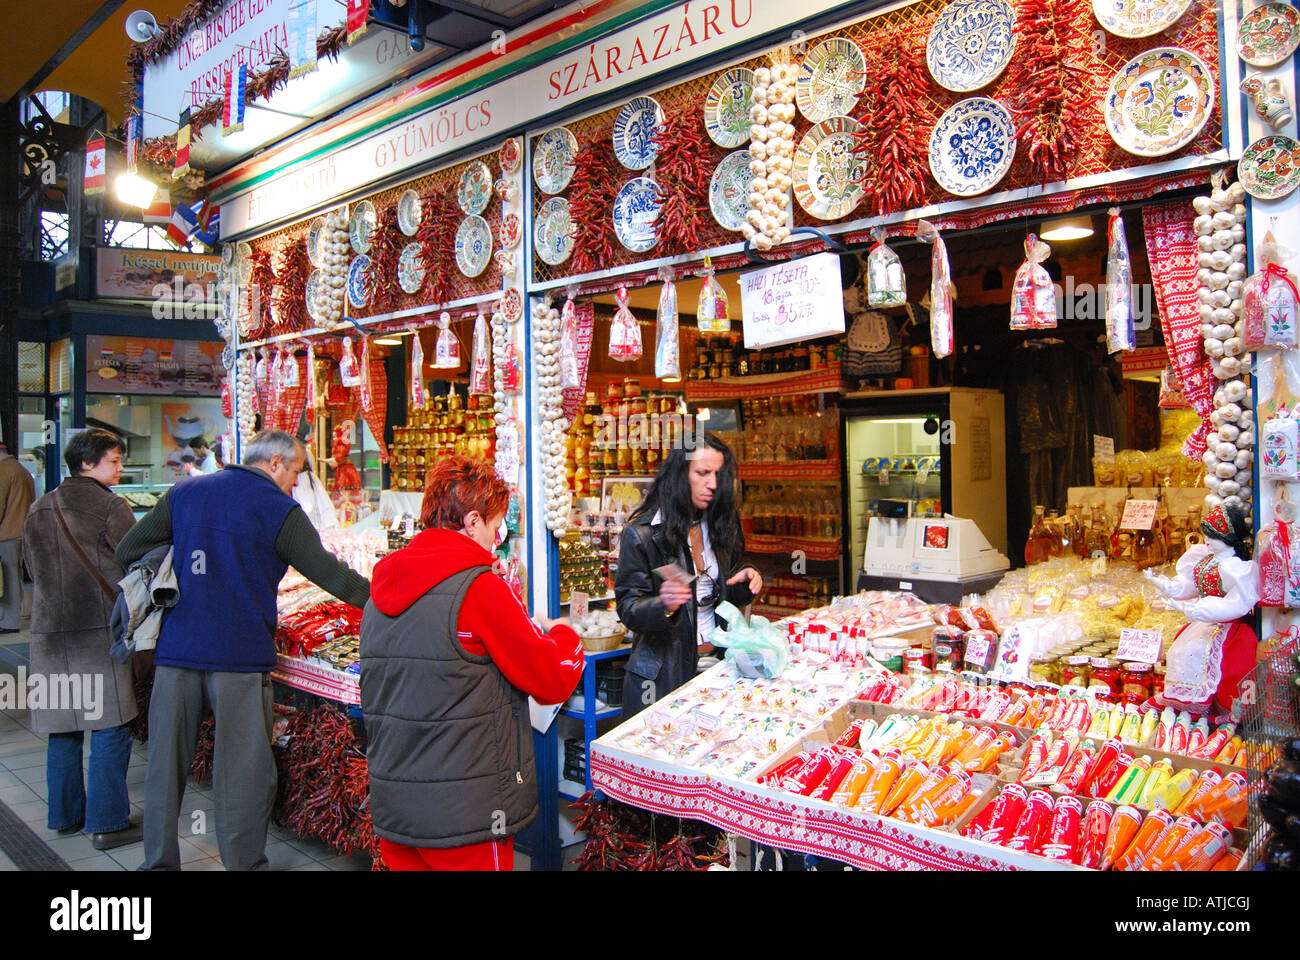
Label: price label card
xmin=1119 ymin=499 xmax=1158 ymax=531
xmin=403 ymin=516 xmax=416 ymax=538
xmin=570 ymin=591 xmax=589 ymax=619
xmin=963 ymin=634 xmax=992 ymax=667
xmin=1094 ymin=435 xmax=1116 ymax=463
xmin=1117 ymin=627 xmax=1163 ymax=664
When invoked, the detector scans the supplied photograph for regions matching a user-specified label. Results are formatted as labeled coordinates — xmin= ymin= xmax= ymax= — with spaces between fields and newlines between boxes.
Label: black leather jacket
xmin=615 ymin=517 xmax=755 ymax=716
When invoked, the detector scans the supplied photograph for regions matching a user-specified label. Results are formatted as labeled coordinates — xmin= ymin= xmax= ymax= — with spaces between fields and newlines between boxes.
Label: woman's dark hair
xmin=1204 ymin=504 xmax=1253 ymax=561
xmin=629 ymin=432 xmax=744 ymax=568
xmin=188 ymin=436 xmax=209 ymax=451
xmin=64 ymin=428 xmax=126 ymax=475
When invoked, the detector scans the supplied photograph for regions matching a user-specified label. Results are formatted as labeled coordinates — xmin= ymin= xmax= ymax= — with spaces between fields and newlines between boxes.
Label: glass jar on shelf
xmin=1119 ymin=661 xmax=1153 ymax=704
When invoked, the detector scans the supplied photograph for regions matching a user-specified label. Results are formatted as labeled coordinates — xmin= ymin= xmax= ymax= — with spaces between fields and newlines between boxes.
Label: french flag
xmin=166 ymin=202 xmax=200 ymax=247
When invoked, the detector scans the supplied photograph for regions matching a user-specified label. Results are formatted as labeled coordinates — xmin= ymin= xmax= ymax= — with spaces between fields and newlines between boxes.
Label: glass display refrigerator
xmin=840 ymin=387 xmax=1008 ymax=594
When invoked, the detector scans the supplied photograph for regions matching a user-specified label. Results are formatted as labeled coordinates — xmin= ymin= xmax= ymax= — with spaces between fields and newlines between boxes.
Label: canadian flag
xmin=84 ymin=137 xmax=106 ymax=195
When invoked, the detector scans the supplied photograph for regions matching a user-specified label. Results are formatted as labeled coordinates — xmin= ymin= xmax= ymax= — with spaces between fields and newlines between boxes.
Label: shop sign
xmin=54 ymin=250 xmax=78 ymax=291
xmin=738 ymin=252 xmax=845 ymax=350
xmin=221 ymin=0 xmax=864 ymax=235
xmin=1094 ymin=435 xmax=1115 ymax=463
xmin=86 ymin=335 xmax=225 ymax=396
xmin=96 ymin=248 xmax=221 ymax=302
xmin=1118 ymin=499 xmax=1158 ymax=530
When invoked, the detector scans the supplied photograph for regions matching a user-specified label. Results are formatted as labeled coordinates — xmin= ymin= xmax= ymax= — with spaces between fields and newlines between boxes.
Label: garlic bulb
xmin=532 ymin=295 xmax=570 ymax=535
xmin=743 ymin=55 xmax=795 ymax=248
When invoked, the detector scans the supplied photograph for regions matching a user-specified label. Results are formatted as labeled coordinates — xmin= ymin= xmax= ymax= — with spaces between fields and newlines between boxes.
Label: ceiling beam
xmin=17 ymin=0 xmax=129 ymax=101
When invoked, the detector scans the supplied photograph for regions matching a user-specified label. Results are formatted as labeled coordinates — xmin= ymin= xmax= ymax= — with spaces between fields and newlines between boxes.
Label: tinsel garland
xmin=1006 ymin=0 xmax=1092 ymax=184
xmin=567 ymin=137 xmax=620 ymax=276
xmin=367 ymin=204 xmax=403 ymax=314
xmin=650 ymin=107 xmax=716 ymax=255
xmin=418 ymin=186 xmax=461 ymax=307
xmin=849 ymin=29 xmax=929 ymax=218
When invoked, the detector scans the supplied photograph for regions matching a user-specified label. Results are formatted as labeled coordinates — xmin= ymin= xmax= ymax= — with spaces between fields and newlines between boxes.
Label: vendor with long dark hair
xmin=616 ymin=433 xmax=763 ymax=719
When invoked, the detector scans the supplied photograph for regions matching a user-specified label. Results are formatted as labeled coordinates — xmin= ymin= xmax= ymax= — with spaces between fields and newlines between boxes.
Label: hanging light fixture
xmin=1040 ymin=215 xmax=1095 ymax=242
xmin=115 ymin=172 xmax=158 ymax=207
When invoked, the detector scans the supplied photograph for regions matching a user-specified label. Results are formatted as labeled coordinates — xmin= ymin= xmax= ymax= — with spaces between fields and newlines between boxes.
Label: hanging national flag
xmin=84 ymin=137 xmax=106 ymax=195
xmin=346 ymin=0 xmax=369 ymax=43
xmin=124 ymin=115 xmax=141 ymax=175
xmin=194 ymin=200 xmax=220 ymax=247
xmin=288 ymin=0 xmax=318 ymax=79
xmin=173 ymin=108 xmax=192 ymax=180
xmin=143 ymin=186 xmax=172 ymax=225
xmin=222 ymin=65 xmax=247 ymax=136
xmin=166 ymin=202 xmax=200 ymax=247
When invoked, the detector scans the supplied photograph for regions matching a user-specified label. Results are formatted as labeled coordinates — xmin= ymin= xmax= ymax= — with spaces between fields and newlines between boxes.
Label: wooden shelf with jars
xmin=737 ymin=460 xmax=840 ymax=482
xmin=387 ymin=391 xmax=497 ymax=493
xmin=685 ymin=365 xmax=847 ymax=402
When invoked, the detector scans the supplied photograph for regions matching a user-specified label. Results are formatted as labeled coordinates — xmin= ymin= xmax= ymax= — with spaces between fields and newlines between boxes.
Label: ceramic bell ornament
xmin=1242 ymin=75 xmax=1294 ymax=129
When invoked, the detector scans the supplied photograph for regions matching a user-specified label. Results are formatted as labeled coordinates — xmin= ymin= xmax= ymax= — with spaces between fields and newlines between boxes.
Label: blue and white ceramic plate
xmin=1093 ymin=0 xmax=1192 ymax=38
xmin=349 ymin=200 xmax=377 ymax=255
xmin=612 ymin=96 xmax=664 ymax=170
xmin=612 ymin=177 xmax=661 ymax=251
xmin=346 ymin=255 xmax=371 ymax=309
xmin=535 ymin=197 xmax=573 ymax=266
xmin=709 ymin=151 xmax=753 ymax=232
xmin=221 ymin=344 xmax=235 ymax=370
xmin=796 ymin=38 xmax=867 ymax=123
xmin=307 ymin=217 xmax=326 ymax=265
xmin=926 ymin=0 xmax=1017 ymax=92
xmin=455 ymin=215 xmax=493 ymax=277
xmin=704 ymin=68 xmax=754 ymax=148
xmin=928 ymin=97 xmax=1016 ymax=196
xmin=305 ymin=269 xmax=323 ymax=322
xmin=533 ymin=127 xmax=578 ymax=194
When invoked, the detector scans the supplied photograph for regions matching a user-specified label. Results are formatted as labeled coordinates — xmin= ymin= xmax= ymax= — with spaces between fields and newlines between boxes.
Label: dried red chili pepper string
xmin=568 ymin=137 xmax=621 ymax=275
xmin=850 ymin=29 xmax=930 ymax=217
xmin=419 ymin=186 xmax=460 ymax=307
xmin=569 ymin=792 xmax=730 ymax=870
xmin=274 ymin=239 xmax=311 ymax=333
xmin=367 ymin=204 xmax=403 ymax=315
xmin=246 ymin=247 xmax=276 ymax=341
xmin=650 ymin=107 xmax=717 ymax=255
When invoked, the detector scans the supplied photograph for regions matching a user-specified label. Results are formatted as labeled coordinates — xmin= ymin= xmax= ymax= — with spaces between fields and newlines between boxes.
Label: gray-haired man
xmin=117 ymin=430 xmax=370 ymax=870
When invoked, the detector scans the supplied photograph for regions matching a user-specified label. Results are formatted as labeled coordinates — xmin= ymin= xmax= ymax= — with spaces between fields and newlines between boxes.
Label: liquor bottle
xmin=1025 ymin=504 xmax=1064 ymax=565
xmin=1084 ymin=506 xmax=1113 ymax=559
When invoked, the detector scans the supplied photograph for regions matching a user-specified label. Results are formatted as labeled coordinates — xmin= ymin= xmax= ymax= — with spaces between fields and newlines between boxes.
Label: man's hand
xmin=727 ymin=566 xmax=764 ymax=596
xmin=659 ymin=578 xmax=693 ymax=614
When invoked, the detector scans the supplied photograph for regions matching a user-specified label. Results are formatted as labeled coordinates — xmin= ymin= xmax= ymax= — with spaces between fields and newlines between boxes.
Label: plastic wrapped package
xmin=1262 ymin=407 xmax=1300 ymax=480
xmin=608 ymin=285 xmax=642 ymax=361
xmin=433 ymin=312 xmax=460 ymax=368
xmin=656 ymin=278 xmax=681 ymax=380
xmin=559 ymin=296 xmax=581 ymax=389
xmin=866 ymin=238 xmax=906 ymax=308
xmin=409 ymin=333 xmax=425 ymax=408
xmin=338 ymin=336 xmax=361 ymax=386
xmin=470 ymin=312 xmax=491 ymax=394
xmin=1242 ymin=231 xmax=1299 ymax=351
xmin=1010 ymin=234 xmax=1057 ymax=330
xmin=697 ymin=256 xmax=730 ymax=333
xmin=1106 ymin=209 xmax=1136 ymax=353
xmin=916 ymin=220 xmax=955 ymax=359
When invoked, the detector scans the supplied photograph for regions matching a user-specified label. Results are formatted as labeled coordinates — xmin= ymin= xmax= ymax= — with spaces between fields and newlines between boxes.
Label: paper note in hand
xmin=654 ymin=563 xmax=695 ymax=586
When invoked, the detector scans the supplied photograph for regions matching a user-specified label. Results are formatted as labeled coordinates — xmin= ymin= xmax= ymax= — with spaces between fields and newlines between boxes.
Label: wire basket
xmin=1242 ymin=627 xmax=1300 ymax=868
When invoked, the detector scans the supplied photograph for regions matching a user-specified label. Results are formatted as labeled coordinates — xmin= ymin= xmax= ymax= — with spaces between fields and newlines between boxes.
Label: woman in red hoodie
xmin=360 ymin=456 xmax=583 ymax=871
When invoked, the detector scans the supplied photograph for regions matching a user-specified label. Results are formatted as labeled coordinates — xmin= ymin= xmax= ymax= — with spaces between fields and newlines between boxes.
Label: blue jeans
xmin=46 ymin=725 xmax=133 ymax=834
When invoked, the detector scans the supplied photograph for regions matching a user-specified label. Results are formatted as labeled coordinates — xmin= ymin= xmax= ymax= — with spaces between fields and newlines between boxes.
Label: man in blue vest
xmin=118 ymin=429 xmax=370 ymax=870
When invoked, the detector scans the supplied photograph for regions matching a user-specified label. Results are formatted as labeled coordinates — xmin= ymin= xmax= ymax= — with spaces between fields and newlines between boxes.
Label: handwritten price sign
xmin=739 ymin=252 xmax=845 ymax=349
xmin=1119 ymin=499 xmax=1158 ymax=531
xmin=1117 ymin=628 xmax=1163 ymax=664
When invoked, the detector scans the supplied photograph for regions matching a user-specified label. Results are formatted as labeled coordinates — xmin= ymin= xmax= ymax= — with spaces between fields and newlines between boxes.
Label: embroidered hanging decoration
xmin=433 ymin=311 xmax=460 ymax=368
xmin=410 ymin=333 xmax=425 ymax=408
xmin=1010 ymin=233 xmax=1057 ymax=330
xmin=84 ymin=137 xmax=106 ymax=195
xmin=1262 ymin=406 xmax=1300 ymax=480
xmin=1242 ymin=232 xmax=1299 ymax=350
xmin=470 ymin=312 xmax=492 ymax=394
xmin=1106 ymin=208 xmax=1136 ymax=353
xmin=338 ymin=336 xmax=361 ymax=386
xmin=608 ymin=284 xmax=642 ymax=361
xmin=559 ymin=295 xmax=581 ymax=390
xmin=656 ymin=277 xmax=682 ymax=381
xmin=288 ymin=0 xmax=319 ymax=79
xmin=916 ymin=220 xmax=954 ymax=359
xmin=866 ymin=234 xmax=906 ymax=308
xmin=697 ymin=256 xmax=730 ymax=334
xmin=222 ymin=64 xmax=247 ymax=136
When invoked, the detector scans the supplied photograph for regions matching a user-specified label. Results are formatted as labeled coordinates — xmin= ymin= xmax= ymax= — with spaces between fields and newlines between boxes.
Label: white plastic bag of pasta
xmin=1106 ymin=209 xmax=1135 ymax=353
xmin=470 ymin=312 xmax=491 ymax=394
xmin=1010 ymin=233 xmax=1056 ymax=331
xmin=916 ymin=220 xmax=955 ymax=359
xmin=1262 ymin=407 xmax=1300 ymax=480
xmin=608 ymin=284 xmax=642 ymax=361
xmin=656 ymin=279 xmax=681 ymax=381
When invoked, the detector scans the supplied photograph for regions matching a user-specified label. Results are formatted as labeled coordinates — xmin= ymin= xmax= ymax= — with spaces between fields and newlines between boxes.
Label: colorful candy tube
xmin=1140 ymin=815 xmax=1198 ymax=872
xmin=1098 ymin=805 xmax=1143 ymax=871
xmin=856 ymin=752 xmax=905 ymax=814
xmin=1019 ymin=734 xmax=1051 ymax=783
xmin=1211 ymin=848 xmax=1243 ymax=871
xmin=1113 ymin=809 xmax=1173 ymax=871
xmin=955 ymin=726 xmax=997 ymax=765
xmin=1155 ymin=707 xmax=1175 ymax=751
xmin=1183 ymin=771 xmax=1246 ymax=822
xmin=1078 ymin=738 xmax=1123 ymax=796
xmin=1186 ymin=717 xmax=1210 ymax=756
xmin=1148 ymin=768 xmax=1198 ymax=814
xmin=1105 ymin=756 xmax=1151 ymax=804
xmin=880 ymin=760 xmax=931 ymax=817
xmin=1168 ymin=822 xmax=1233 ymax=872
xmin=1134 ymin=759 xmax=1175 ymax=809
xmin=1175 ymin=768 xmax=1222 ymax=816
xmin=1080 ymin=801 xmax=1114 ymax=869
xmin=1138 ymin=708 xmax=1159 ymax=746
xmin=1093 ymin=752 xmax=1133 ymax=799
xmin=1005 ymin=789 xmax=1054 ymax=852
xmin=809 ymin=753 xmax=857 ymax=802
xmin=1057 ymin=745 xmax=1097 ymax=794
xmin=1167 ymin=712 xmax=1191 ymax=754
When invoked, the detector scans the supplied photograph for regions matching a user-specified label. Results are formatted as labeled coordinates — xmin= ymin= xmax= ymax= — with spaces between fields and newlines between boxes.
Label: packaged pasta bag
xmin=1242 ymin=231 xmax=1299 ymax=350
xmin=697 ymin=256 xmax=730 ymax=334
xmin=1262 ymin=406 xmax=1300 ymax=480
xmin=409 ymin=332 xmax=425 ymax=408
xmin=1010 ymin=233 xmax=1056 ymax=331
xmin=559 ymin=295 xmax=581 ymax=389
xmin=608 ymin=284 xmax=642 ymax=361
xmin=433 ymin=311 xmax=460 ymax=368
xmin=470 ymin=311 xmax=491 ymax=394
xmin=866 ymin=232 xmax=906 ymax=308
xmin=656 ymin=277 xmax=682 ymax=381
xmin=916 ymin=220 xmax=954 ymax=358
xmin=1106 ymin=209 xmax=1136 ymax=353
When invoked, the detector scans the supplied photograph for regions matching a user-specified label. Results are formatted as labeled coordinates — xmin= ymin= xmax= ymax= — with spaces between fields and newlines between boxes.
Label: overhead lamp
xmin=1040 ymin=215 xmax=1094 ymax=242
xmin=374 ymin=337 xmax=402 ymax=345
xmin=115 ymin=172 xmax=158 ymax=207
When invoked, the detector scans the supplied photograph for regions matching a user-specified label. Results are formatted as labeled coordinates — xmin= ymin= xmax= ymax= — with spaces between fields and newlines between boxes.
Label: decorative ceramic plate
xmin=1239 ymin=134 xmax=1300 ymax=199
xmin=533 ymin=127 xmax=578 ymax=194
xmin=305 ymin=270 xmax=323 ymax=322
xmin=926 ymin=0 xmax=1017 ymax=92
xmin=796 ymin=38 xmax=867 ymax=122
xmin=1092 ymin=0 xmax=1193 ymax=38
xmin=307 ymin=217 xmax=326 ymax=265
xmin=398 ymin=242 xmax=425 ymax=294
xmin=494 ymin=250 xmax=515 ymax=274
xmin=1104 ymin=47 xmax=1214 ymax=156
xmin=704 ymin=68 xmax=755 ymax=147
xmin=455 ymin=215 xmax=493 ymax=277
xmin=793 ymin=116 xmax=867 ymax=219
xmin=499 ymin=212 xmax=521 ymax=249
xmin=397 ymin=190 xmax=422 ymax=236
xmin=221 ymin=344 xmax=235 ymax=370
xmin=499 ymin=136 xmax=523 ymax=174
xmin=535 ymin=197 xmax=573 ymax=266
xmin=1237 ymin=2 xmax=1300 ymax=67
xmin=221 ymin=243 xmax=234 ymax=268
xmin=500 ymin=287 xmax=524 ymax=323
xmin=612 ymin=177 xmax=661 ymax=252
xmin=928 ymin=98 xmax=1016 ymax=196
xmin=237 ymin=241 xmax=253 ymax=283
xmin=349 ymin=201 xmax=377 ymax=255
xmin=347 ymin=255 xmax=371 ymax=309
xmin=709 ymin=151 xmax=754 ymax=231
xmin=612 ymin=96 xmax=664 ymax=170
xmin=457 ymin=161 xmax=493 ymax=216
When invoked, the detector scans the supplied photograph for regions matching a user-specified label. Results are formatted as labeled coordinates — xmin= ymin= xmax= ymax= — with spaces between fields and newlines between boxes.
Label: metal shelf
xmin=560 ymin=705 xmax=622 ymax=721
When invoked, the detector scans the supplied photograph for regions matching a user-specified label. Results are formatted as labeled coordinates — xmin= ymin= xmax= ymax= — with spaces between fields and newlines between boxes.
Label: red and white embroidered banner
xmin=1143 ymin=201 xmax=1214 ymax=460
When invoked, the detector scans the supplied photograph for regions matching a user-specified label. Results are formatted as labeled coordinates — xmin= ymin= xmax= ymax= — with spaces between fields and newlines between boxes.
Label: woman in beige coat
xmin=23 ymin=428 xmax=140 ymax=849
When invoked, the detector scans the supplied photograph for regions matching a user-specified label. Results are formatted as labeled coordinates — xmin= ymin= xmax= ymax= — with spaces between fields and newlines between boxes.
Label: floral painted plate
xmin=928 ymin=97 xmax=1016 ymax=196
xmin=704 ymin=68 xmax=754 ymax=147
xmin=1092 ymin=0 xmax=1193 ymax=38
xmin=796 ymin=38 xmax=867 ymax=122
xmin=397 ymin=190 xmax=422 ymax=236
xmin=499 ymin=212 xmax=521 ymax=249
xmin=535 ymin=197 xmax=573 ymax=266
xmin=349 ymin=201 xmax=377 ymax=255
xmin=533 ymin=127 xmax=578 ymax=194
xmin=457 ymin=161 xmax=493 ymax=216
xmin=221 ymin=243 xmax=234 ymax=268
xmin=500 ymin=287 xmax=524 ymax=323
xmin=237 ymin=241 xmax=253 ymax=283
xmin=347 ymin=255 xmax=371 ymax=309
xmin=398 ymin=242 xmax=425 ymax=294
xmin=612 ymin=96 xmax=664 ymax=170
xmin=1237 ymin=2 xmax=1300 ymax=67
xmin=455 ymin=215 xmax=493 ymax=277
xmin=709 ymin=151 xmax=754 ymax=231
xmin=926 ymin=0 xmax=1017 ymax=92
xmin=1239 ymin=134 xmax=1300 ymax=199
xmin=499 ymin=136 xmax=523 ymax=174
xmin=1104 ymin=47 xmax=1214 ymax=156
xmin=307 ymin=217 xmax=326 ymax=265
xmin=793 ymin=116 xmax=867 ymax=219
xmin=305 ymin=270 xmax=323 ymax=322
xmin=612 ymin=177 xmax=661 ymax=252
